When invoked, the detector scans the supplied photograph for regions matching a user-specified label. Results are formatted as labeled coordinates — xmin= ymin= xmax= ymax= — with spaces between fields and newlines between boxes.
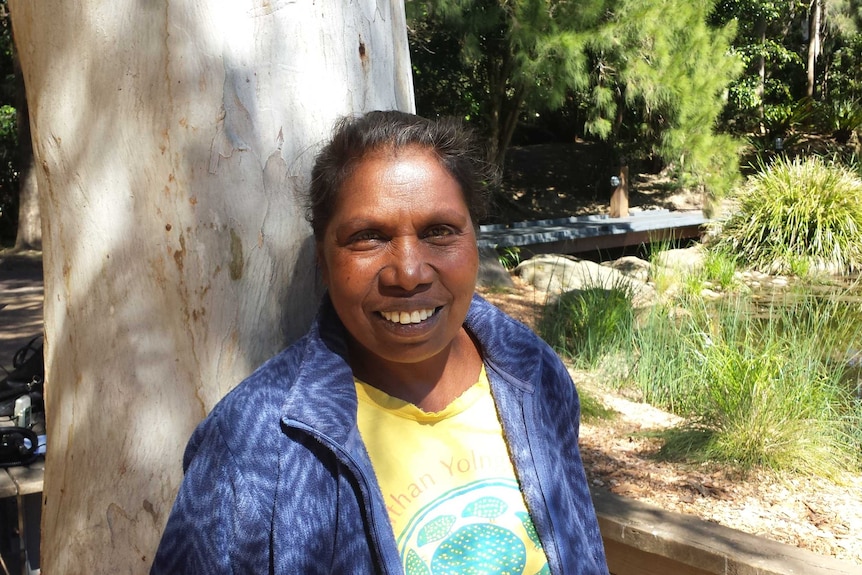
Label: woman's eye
xmin=347 ymin=230 xmax=385 ymax=246
xmin=424 ymin=225 xmax=455 ymax=240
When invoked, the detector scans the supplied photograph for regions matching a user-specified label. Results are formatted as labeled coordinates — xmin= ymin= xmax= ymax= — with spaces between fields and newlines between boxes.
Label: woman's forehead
xmin=340 ymin=147 xmax=460 ymax=197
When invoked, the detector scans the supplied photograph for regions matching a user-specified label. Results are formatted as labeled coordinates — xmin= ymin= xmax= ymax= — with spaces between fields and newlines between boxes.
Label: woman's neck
xmin=348 ymin=328 xmax=483 ymax=412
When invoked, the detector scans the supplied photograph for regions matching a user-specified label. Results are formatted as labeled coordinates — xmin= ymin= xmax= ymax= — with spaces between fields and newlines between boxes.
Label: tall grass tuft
xmin=630 ymin=300 xmax=708 ymax=413
xmin=633 ymin=289 xmax=862 ymax=477
xmin=716 ymin=156 xmax=862 ymax=275
xmin=539 ymin=275 xmax=635 ymax=369
xmin=701 ymin=247 xmax=741 ymax=290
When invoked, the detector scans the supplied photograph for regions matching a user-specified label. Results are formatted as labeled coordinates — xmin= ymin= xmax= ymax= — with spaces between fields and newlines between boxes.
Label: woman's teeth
xmin=380 ymin=308 xmax=435 ymax=325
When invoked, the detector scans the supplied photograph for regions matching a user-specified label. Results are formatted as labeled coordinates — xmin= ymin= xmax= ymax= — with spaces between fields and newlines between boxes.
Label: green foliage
xmin=712 ymin=0 xmax=862 ymax=141
xmin=762 ymin=97 xmax=815 ymax=137
xmin=716 ymin=156 xmax=862 ymax=274
xmin=701 ymin=247 xmax=741 ymax=290
xmin=580 ymin=0 xmax=745 ymax=199
xmin=744 ymin=97 xmax=814 ymax=162
xmin=409 ymin=0 xmax=744 ymax=199
xmin=827 ymin=33 xmax=862 ymax=104
xmin=635 ymin=291 xmax=862 ymax=476
xmin=671 ymin=245 xmax=742 ymax=298
xmin=539 ymin=276 xmax=635 ymax=368
xmin=0 ymin=103 xmax=17 ymax=232
xmin=539 ymin=253 xmax=862 ymax=478
xmin=408 ymin=6 xmax=482 ymax=121
xmin=0 ymin=6 xmax=18 ymax=240
xmin=630 ymin=302 xmax=704 ymax=413
xmin=710 ymin=1 xmax=808 ymax=130
xmin=407 ymin=0 xmax=604 ymax=166
xmin=496 ymin=246 xmax=522 ymax=271
xmin=578 ymin=388 xmax=617 ymax=422
xmin=819 ymin=98 xmax=862 ymax=144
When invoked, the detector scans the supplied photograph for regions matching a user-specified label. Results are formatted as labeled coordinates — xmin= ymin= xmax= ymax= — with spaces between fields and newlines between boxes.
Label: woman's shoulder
xmin=182 ymin=333 xmax=319 ymax=472
xmin=210 ymin=331 xmax=319 ymax=423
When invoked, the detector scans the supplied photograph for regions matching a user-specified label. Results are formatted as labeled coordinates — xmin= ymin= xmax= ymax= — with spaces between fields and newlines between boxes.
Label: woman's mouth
xmin=379 ymin=307 xmax=439 ymax=325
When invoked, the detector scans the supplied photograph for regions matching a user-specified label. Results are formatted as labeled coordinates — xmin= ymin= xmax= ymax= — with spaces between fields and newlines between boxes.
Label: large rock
xmin=477 ymin=247 xmax=515 ymax=289
xmin=652 ymin=245 xmax=705 ymax=274
xmin=603 ymin=255 xmax=651 ymax=283
xmin=515 ymin=254 xmax=656 ymax=307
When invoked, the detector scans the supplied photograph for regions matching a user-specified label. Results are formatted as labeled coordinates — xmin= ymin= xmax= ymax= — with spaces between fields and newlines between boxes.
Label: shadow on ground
xmin=0 ymin=250 xmax=44 ymax=374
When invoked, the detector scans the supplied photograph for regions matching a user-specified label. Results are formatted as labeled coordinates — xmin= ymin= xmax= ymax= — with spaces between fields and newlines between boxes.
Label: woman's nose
xmin=380 ymin=239 xmax=433 ymax=291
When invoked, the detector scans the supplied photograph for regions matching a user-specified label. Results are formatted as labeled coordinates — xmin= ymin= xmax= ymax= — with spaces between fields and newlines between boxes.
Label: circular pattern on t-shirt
xmin=398 ymin=479 xmax=549 ymax=575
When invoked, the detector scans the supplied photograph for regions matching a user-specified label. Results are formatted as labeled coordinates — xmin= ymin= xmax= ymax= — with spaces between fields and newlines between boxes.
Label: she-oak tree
xmin=9 ymin=1 xmax=414 ymax=572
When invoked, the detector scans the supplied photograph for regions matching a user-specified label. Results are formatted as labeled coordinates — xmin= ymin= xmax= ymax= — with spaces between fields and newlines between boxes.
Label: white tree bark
xmin=807 ymin=0 xmax=822 ymax=98
xmin=8 ymin=1 xmax=413 ymax=572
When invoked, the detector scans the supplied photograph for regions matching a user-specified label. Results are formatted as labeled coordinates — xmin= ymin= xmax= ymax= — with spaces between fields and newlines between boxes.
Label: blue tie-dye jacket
xmin=151 ymin=294 xmax=609 ymax=574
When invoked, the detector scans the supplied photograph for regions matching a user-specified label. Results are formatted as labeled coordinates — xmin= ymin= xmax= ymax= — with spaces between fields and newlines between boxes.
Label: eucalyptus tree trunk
xmin=756 ymin=16 xmax=767 ymax=129
xmin=13 ymin=50 xmax=39 ymax=251
xmin=8 ymin=1 xmax=413 ymax=572
xmin=807 ymin=0 xmax=822 ymax=98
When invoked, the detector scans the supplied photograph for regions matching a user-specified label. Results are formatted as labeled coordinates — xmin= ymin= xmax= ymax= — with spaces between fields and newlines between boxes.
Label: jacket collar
xmin=464 ymin=294 xmax=541 ymax=393
xmin=280 ymin=294 xmax=358 ymax=445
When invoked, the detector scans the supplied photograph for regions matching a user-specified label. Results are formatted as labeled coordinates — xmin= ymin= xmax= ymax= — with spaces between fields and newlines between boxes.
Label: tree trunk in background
xmin=8 ymin=1 xmax=413 ymax=572
xmin=756 ymin=16 xmax=767 ymax=130
xmin=807 ymin=0 xmax=822 ymax=98
xmin=13 ymin=47 xmax=38 ymax=250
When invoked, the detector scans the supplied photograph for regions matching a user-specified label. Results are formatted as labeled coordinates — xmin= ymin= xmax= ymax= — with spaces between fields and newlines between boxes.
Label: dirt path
xmin=0 ymin=251 xmax=43 ymax=374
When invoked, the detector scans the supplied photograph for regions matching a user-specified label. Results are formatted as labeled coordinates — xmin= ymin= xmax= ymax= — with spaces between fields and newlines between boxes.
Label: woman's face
xmin=318 ymin=146 xmax=479 ymax=370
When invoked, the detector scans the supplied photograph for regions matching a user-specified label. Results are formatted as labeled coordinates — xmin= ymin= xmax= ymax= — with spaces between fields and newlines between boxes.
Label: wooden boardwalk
xmin=477 ymin=209 xmax=709 ymax=257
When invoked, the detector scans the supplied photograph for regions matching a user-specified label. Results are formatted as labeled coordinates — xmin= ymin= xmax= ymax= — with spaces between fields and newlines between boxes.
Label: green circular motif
xmin=431 ymin=523 xmax=525 ymax=574
xmin=400 ymin=479 xmax=548 ymax=575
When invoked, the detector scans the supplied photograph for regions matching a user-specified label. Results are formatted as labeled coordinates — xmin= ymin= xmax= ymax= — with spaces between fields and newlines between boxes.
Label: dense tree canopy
xmin=583 ymin=0 xmax=744 ymax=195
xmin=711 ymin=0 xmax=862 ymax=137
xmin=409 ymin=0 xmax=744 ymax=198
xmin=407 ymin=0 xmax=862 ymax=206
xmin=408 ymin=0 xmax=608 ymax=167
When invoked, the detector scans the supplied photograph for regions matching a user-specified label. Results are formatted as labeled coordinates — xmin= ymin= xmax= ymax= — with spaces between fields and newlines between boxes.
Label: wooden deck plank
xmin=477 ymin=209 xmax=709 ymax=254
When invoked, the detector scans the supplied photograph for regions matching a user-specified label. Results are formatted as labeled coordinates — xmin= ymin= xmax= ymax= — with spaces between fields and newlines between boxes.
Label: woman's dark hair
xmin=306 ymin=110 xmax=495 ymax=240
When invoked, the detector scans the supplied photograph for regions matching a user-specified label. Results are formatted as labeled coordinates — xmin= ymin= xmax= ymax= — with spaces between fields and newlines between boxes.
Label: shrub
xmin=539 ymin=277 xmax=635 ymax=369
xmin=496 ymin=246 xmax=522 ymax=270
xmin=822 ymin=99 xmax=862 ymax=144
xmin=716 ymin=156 xmax=862 ymax=274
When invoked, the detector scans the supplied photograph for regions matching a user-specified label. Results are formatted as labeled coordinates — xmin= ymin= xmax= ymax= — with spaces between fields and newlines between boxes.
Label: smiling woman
xmin=318 ymin=145 xmax=481 ymax=410
xmin=151 ymin=111 xmax=610 ymax=575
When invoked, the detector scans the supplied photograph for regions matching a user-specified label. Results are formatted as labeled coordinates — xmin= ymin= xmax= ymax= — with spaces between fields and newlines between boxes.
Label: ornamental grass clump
xmin=634 ymin=290 xmax=862 ymax=478
xmin=539 ymin=276 xmax=635 ymax=369
xmin=716 ymin=156 xmax=862 ymax=275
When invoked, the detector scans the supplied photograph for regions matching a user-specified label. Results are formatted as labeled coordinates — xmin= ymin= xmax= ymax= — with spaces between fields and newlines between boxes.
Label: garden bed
xmin=478 ymin=278 xmax=862 ymax=567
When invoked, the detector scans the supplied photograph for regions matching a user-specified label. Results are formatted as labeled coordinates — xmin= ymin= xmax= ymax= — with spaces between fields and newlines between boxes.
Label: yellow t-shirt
xmin=355 ymin=367 xmax=550 ymax=575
